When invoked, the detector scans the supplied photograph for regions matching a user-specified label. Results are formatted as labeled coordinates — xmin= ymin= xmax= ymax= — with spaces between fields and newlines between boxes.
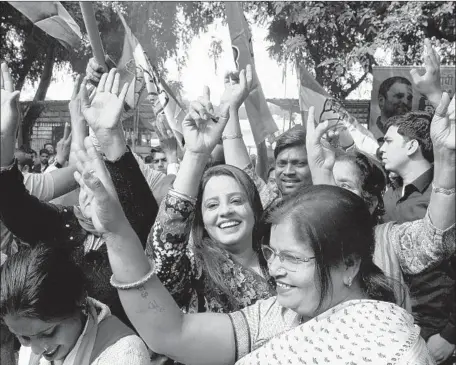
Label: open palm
xmin=1 ymin=63 xmax=20 ymax=137
xmin=81 ymin=68 xmax=128 ymax=132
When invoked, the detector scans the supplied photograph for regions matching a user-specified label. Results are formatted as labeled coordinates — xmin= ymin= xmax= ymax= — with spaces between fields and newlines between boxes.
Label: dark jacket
xmin=0 ymin=149 xmax=158 ymax=329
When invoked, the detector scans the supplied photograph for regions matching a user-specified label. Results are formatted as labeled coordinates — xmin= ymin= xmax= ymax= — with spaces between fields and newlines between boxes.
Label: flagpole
xmin=79 ymin=2 xmax=106 ymax=67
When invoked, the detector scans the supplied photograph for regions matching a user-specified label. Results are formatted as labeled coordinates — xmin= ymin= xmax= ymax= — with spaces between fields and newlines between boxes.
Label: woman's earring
xmin=346 ymin=277 xmax=352 ymax=287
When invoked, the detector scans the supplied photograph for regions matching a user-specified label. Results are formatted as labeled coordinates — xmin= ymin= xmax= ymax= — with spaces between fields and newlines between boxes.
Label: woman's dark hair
xmin=265 ymin=185 xmax=396 ymax=310
xmin=192 ymin=164 xmax=265 ymax=309
xmin=0 ymin=244 xmax=86 ymax=320
xmin=336 ymin=152 xmax=387 ymax=222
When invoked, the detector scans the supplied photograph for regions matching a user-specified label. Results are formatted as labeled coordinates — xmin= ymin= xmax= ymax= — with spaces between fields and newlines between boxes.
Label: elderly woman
xmin=72 ymin=88 xmax=454 ymax=364
xmin=0 ymin=244 xmax=150 ymax=364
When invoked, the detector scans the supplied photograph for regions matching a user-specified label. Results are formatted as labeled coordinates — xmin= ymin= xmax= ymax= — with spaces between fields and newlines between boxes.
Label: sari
xmin=234 ymin=299 xmax=435 ymax=365
xmin=19 ymin=298 xmax=142 ymax=365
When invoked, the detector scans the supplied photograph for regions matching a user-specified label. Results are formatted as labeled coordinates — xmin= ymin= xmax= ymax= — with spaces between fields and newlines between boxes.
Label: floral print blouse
xmin=146 ymin=189 xmax=276 ymax=314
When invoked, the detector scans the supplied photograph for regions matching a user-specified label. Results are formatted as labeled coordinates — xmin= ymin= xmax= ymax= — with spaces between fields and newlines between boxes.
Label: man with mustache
xmin=376 ymin=76 xmax=413 ymax=135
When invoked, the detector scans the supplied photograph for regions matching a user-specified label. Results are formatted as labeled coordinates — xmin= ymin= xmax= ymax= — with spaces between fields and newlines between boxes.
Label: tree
xmin=1 ymin=1 xmax=220 ymax=146
xmin=246 ymin=1 xmax=455 ymax=100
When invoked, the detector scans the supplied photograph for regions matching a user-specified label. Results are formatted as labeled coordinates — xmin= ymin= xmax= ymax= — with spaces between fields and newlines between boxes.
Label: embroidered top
xmin=146 ymin=189 xmax=275 ymax=314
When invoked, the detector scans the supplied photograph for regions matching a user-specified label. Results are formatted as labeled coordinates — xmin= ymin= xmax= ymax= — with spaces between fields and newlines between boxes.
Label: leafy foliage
xmin=246 ymin=1 xmax=455 ymax=100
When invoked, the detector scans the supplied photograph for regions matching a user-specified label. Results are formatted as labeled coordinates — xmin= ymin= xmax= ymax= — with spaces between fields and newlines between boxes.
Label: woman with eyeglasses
xmin=70 ymin=89 xmax=456 ymax=364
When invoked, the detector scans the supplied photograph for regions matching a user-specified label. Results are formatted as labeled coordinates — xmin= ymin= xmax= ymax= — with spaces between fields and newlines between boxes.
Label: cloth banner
xmin=225 ymin=2 xmax=278 ymax=145
xmin=117 ymin=12 xmax=185 ymax=147
xmin=9 ymin=1 xmax=81 ymax=49
xmin=370 ymin=65 xmax=456 ymax=139
xmin=297 ymin=63 xmax=378 ymax=156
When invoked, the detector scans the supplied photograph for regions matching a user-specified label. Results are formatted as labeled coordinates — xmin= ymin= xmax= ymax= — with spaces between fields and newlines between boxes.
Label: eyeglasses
xmin=261 ymin=245 xmax=315 ymax=272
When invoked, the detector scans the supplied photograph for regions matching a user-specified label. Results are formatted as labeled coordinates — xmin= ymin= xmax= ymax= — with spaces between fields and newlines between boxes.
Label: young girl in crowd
xmin=70 ymin=86 xmax=455 ymax=363
xmin=0 ymin=244 xmax=150 ymax=364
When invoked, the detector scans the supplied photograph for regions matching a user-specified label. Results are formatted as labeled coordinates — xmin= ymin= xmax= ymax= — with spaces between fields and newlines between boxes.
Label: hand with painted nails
xmin=1 ymin=62 xmax=21 ymax=138
xmin=80 ymin=68 xmax=129 ymax=132
xmin=73 ymin=136 xmax=127 ymax=235
xmin=183 ymin=86 xmax=230 ymax=155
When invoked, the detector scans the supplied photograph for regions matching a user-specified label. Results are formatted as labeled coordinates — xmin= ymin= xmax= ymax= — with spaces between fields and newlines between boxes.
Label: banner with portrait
xmin=369 ymin=66 xmax=455 ymax=139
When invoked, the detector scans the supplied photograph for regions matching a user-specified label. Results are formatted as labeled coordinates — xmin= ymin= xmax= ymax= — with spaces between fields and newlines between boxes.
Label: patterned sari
xmin=231 ymin=299 xmax=435 ymax=365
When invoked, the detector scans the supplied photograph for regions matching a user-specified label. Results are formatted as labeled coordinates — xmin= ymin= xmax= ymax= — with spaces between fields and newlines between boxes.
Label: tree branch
xmin=341 ymin=70 xmax=369 ymax=99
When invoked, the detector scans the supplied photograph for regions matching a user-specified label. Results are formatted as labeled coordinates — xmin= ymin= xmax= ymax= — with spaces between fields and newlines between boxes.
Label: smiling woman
xmin=0 ymin=244 xmax=150 ymax=365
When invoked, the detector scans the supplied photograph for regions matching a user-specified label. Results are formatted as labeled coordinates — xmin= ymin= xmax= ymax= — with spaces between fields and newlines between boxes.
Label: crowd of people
xmin=0 ymin=38 xmax=455 ymax=365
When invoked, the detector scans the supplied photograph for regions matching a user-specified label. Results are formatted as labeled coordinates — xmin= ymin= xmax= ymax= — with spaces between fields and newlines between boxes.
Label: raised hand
xmin=55 ymin=123 xmax=72 ymax=165
xmin=80 ymin=68 xmax=129 ymax=132
xmin=220 ymin=64 xmax=253 ymax=110
xmin=1 ymin=63 xmax=21 ymax=137
xmin=410 ymin=39 xmax=442 ymax=107
xmin=73 ymin=137 xmax=128 ymax=235
xmin=155 ymin=114 xmax=178 ymax=160
xmin=183 ymin=86 xmax=230 ymax=155
xmin=431 ymin=92 xmax=455 ymax=152
xmin=306 ymin=106 xmax=338 ymax=185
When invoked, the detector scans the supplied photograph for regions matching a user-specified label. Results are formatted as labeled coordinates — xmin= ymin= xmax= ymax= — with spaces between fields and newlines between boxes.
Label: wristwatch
xmin=54 ymin=161 xmax=63 ymax=169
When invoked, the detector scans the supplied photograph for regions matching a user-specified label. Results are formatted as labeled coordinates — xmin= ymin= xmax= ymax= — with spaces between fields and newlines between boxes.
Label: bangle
xmin=222 ymin=133 xmax=243 ymax=141
xmin=432 ymin=182 xmax=455 ymax=195
xmin=110 ymin=263 xmax=156 ymax=290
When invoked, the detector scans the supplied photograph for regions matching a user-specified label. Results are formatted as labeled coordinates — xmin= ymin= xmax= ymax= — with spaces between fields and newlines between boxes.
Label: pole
xmin=79 ymin=2 xmax=106 ymax=67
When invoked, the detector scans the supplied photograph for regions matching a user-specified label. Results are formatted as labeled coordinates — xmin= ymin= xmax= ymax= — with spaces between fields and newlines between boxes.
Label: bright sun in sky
xmin=20 ymin=18 xmax=372 ymax=103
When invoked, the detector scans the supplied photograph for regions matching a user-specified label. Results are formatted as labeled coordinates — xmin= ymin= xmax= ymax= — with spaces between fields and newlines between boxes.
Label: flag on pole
xmin=297 ymin=64 xmax=379 ymax=157
xmin=9 ymin=1 xmax=82 ymax=49
xmin=225 ymin=2 xmax=278 ymax=145
xmin=116 ymin=12 xmax=185 ymax=147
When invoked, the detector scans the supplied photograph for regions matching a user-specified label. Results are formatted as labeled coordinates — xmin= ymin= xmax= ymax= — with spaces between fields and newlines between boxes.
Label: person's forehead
xmin=153 ymin=152 xmax=166 ymax=159
xmin=4 ymin=315 xmax=56 ymax=337
xmin=333 ymin=160 xmax=359 ymax=180
xmin=388 ymin=82 xmax=412 ymax=94
xmin=203 ymin=175 xmax=244 ymax=200
xmin=277 ymin=146 xmax=307 ymax=160
xmin=270 ymin=221 xmax=313 ymax=255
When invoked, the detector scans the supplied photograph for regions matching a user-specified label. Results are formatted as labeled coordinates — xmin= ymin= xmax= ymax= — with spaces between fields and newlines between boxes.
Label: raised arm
xmin=80 ymin=69 xmax=157 ymax=246
xmin=386 ymin=93 xmax=455 ymax=274
xmin=305 ymin=106 xmax=337 ymax=185
xmin=410 ymin=38 xmax=443 ymax=109
xmin=73 ymin=98 xmax=237 ymax=365
xmin=222 ymin=65 xmax=253 ymax=170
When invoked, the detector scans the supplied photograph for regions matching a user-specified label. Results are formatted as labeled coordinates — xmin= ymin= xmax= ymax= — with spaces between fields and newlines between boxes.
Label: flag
xmin=117 ymin=12 xmax=185 ymax=147
xmin=225 ymin=2 xmax=278 ymax=145
xmin=297 ymin=64 xmax=379 ymax=156
xmin=9 ymin=1 xmax=82 ymax=49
